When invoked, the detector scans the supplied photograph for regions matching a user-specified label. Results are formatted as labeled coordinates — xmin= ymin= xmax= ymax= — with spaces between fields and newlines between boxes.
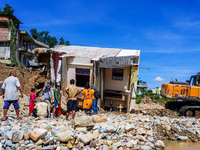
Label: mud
xmin=165 ymin=141 xmax=200 ymax=150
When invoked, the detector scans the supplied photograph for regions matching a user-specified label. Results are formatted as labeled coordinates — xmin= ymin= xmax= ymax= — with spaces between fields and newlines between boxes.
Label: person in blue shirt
xmin=41 ymin=84 xmax=52 ymax=117
xmin=91 ymin=85 xmax=101 ymax=114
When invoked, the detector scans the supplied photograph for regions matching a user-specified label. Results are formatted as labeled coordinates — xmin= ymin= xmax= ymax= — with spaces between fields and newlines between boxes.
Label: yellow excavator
xmin=161 ymin=73 xmax=200 ymax=116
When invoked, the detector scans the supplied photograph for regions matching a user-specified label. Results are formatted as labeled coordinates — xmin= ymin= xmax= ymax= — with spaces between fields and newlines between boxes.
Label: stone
xmin=42 ymin=145 xmax=53 ymax=150
xmin=106 ymin=140 xmax=112 ymax=146
xmin=78 ymin=132 xmax=93 ymax=144
xmin=135 ymin=135 xmax=146 ymax=141
xmin=145 ymin=142 xmax=154 ymax=148
xmin=104 ymin=126 xmax=117 ymax=133
xmin=24 ymin=140 xmax=30 ymax=145
xmin=165 ymin=125 xmax=171 ymax=131
xmin=12 ymin=130 xmax=24 ymax=143
xmin=177 ymin=136 xmax=188 ymax=141
xmin=147 ymin=137 xmax=154 ymax=142
xmin=35 ymin=139 xmax=44 ymax=145
xmin=74 ymin=116 xmax=95 ymax=127
xmin=51 ymin=129 xmax=61 ymax=137
xmin=102 ymin=145 xmax=109 ymax=150
xmin=24 ymin=133 xmax=30 ymax=140
xmin=94 ymin=115 xmax=108 ymax=123
xmin=66 ymin=142 xmax=73 ymax=149
xmin=174 ymin=134 xmax=179 ymax=137
xmin=89 ymin=141 xmax=96 ymax=148
xmin=126 ymin=140 xmax=137 ymax=147
xmin=75 ymin=127 xmax=87 ymax=133
xmin=141 ymin=146 xmax=152 ymax=150
xmin=137 ymin=128 xmax=146 ymax=135
xmin=125 ymin=124 xmax=135 ymax=132
xmin=6 ymin=131 xmax=12 ymax=140
xmin=44 ymin=140 xmax=50 ymax=145
xmin=5 ymin=140 xmax=12 ymax=147
xmin=30 ymin=129 xmax=48 ymax=142
xmin=155 ymin=140 xmax=165 ymax=149
xmin=56 ymin=130 xmax=72 ymax=142
xmin=92 ymin=130 xmax=99 ymax=139
xmin=27 ymin=143 xmax=37 ymax=149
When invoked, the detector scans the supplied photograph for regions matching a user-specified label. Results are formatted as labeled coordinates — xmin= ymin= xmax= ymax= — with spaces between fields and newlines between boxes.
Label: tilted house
xmin=35 ymin=45 xmax=140 ymax=112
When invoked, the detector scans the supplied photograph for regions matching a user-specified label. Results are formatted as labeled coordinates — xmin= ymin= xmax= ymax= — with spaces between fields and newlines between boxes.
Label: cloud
xmin=153 ymin=77 xmax=165 ymax=82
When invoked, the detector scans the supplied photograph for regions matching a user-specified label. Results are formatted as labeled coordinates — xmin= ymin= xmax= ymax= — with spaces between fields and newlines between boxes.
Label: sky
xmin=1 ymin=0 xmax=200 ymax=89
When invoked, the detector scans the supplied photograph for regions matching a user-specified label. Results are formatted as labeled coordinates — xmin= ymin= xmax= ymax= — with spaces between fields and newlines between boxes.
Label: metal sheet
xmin=100 ymin=56 xmax=138 ymax=68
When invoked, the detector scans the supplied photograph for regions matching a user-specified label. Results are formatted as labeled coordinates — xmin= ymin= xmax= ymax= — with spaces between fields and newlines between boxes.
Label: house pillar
xmin=99 ymin=68 xmax=105 ymax=109
xmin=128 ymin=66 xmax=138 ymax=112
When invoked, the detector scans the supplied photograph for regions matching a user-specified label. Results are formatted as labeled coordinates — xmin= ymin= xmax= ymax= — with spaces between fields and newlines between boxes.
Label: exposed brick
xmin=0 ymin=16 xmax=9 ymax=21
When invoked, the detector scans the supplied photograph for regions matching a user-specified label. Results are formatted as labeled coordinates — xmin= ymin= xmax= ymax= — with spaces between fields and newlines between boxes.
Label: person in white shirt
xmin=1 ymin=71 xmax=23 ymax=121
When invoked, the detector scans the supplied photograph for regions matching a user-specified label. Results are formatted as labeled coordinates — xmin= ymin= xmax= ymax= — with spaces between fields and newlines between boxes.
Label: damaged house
xmin=35 ymin=46 xmax=140 ymax=112
xmin=0 ymin=14 xmax=48 ymax=66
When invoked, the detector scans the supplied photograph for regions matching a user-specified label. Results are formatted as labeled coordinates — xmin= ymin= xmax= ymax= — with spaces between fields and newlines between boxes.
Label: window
xmin=190 ymin=76 xmax=196 ymax=86
xmin=76 ymin=68 xmax=90 ymax=87
xmin=112 ymin=68 xmax=123 ymax=80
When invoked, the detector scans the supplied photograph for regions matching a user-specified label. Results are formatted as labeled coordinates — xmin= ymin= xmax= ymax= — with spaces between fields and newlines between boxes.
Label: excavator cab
xmin=189 ymin=73 xmax=200 ymax=86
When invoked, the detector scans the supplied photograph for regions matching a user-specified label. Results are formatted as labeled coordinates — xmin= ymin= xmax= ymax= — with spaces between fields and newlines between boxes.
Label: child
xmin=53 ymin=85 xmax=61 ymax=118
xmin=29 ymin=88 xmax=36 ymax=117
xmin=81 ymin=83 xmax=94 ymax=116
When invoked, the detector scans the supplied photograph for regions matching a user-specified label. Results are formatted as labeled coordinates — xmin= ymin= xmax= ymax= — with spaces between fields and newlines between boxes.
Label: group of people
xmin=1 ymin=71 xmax=100 ymax=120
xmin=29 ymin=84 xmax=61 ymax=118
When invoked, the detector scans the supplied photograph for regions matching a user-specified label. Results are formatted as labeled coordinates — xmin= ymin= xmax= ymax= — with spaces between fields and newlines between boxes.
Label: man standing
xmin=53 ymin=85 xmax=61 ymax=118
xmin=41 ymin=84 xmax=52 ymax=117
xmin=65 ymin=79 xmax=81 ymax=120
xmin=2 ymin=71 xmax=23 ymax=121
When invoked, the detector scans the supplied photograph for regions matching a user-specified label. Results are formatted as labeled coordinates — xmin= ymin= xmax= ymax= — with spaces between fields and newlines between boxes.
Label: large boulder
xmin=56 ymin=130 xmax=72 ymax=142
xmin=94 ymin=115 xmax=108 ymax=123
xmin=30 ymin=129 xmax=48 ymax=142
xmin=78 ymin=132 xmax=93 ymax=144
xmin=104 ymin=125 xmax=118 ymax=133
xmin=155 ymin=140 xmax=165 ymax=149
xmin=74 ymin=116 xmax=95 ymax=127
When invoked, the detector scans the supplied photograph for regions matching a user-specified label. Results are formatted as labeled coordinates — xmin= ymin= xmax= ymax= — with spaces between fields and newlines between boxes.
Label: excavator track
xmin=179 ymin=106 xmax=200 ymax=117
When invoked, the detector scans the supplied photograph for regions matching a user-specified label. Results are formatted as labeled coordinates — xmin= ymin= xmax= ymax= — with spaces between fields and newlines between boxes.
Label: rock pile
xmin=0 ymin=111 xmax=200 ymax=149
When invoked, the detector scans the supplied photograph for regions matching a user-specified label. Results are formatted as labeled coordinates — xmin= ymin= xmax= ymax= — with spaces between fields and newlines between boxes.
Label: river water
xmin=165 ymin=141 xmax=200 ymax=150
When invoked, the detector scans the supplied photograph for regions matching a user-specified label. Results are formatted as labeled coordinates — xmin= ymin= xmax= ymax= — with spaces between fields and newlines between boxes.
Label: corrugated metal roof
xmin=117 ymin=50 xmax=140 ymax=57
xmin=51 ymin=46 xmax=140 ymax=59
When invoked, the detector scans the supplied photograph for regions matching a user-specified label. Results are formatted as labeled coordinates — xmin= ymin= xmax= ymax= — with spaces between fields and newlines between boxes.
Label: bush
xmin=136 ymin=95 xmax=143 ymax=104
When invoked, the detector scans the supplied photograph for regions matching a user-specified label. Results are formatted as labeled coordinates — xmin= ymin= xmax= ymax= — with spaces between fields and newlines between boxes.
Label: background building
xmin=0 ymin=14 xmax=48 ymax=66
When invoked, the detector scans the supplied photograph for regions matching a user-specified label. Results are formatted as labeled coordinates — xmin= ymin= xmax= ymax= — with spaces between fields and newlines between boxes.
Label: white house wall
xmin=105 ymin=67 xmax=130 ymax=91
xmin=68 ymin=57 xmax=92 ymax=67
xmin=67 ymin=57 xmax=93 ymax=87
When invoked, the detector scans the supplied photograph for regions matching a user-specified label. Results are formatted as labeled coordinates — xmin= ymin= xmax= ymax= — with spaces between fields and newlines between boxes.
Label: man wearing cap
xmin=65 ymin=79 xmax=81 ymax=120
xmin=2 ymin=71 xmax=23 ymax=121
xmin=41 ymin=84 xmax=52 ymax=117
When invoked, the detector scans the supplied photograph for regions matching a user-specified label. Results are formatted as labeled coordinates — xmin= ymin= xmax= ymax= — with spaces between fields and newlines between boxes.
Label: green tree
xmin=59 ymin=37 xmax=65 ymax=45
xmin=65 ymin=40 xmax=70 ymax=46
xmin=49 ymin=37 xmax=58 ymax=48
xmin=0 ymin=4 xmax=15 ymax=15
xmin=30 ymin=28 xmax=38 ymax=40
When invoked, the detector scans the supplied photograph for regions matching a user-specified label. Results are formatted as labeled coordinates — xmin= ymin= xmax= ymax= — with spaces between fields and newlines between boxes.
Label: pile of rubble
xmin=0 ymin=111 xmax=200 ymax=150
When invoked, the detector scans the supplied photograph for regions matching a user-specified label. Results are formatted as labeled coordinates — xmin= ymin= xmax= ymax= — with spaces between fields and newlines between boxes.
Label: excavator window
xmin=190 ymin=76 xmax=196 ymax=86
xmin=196 ymin=75 xmax=200 ymax=85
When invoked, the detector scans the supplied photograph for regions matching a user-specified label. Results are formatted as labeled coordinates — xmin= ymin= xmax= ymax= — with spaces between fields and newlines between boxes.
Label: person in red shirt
xmin=29 ymin=88 xmax=36 ymax=117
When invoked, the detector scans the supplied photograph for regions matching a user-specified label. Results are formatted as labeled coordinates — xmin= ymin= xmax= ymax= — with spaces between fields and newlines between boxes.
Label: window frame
xmin=112 ymin=68 xmax=124 ymax=80
xmin=75 ymin=68 xmax=90 ymax=87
